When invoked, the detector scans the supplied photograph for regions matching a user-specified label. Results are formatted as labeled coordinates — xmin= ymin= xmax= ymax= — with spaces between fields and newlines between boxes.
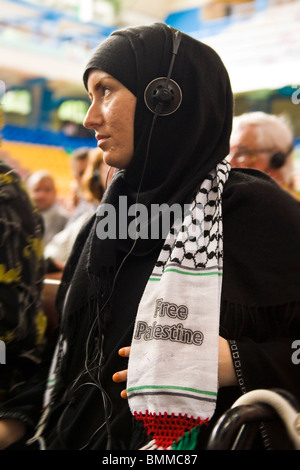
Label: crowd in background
xmin=0 ymin=109 xmax=299 ymax=398
xmin=0 ymin=93 xmax=299 ymax=449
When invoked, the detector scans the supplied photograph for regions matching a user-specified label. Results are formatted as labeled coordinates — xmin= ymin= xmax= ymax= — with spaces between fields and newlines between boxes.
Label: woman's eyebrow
xmin=94 ymin=80 xmax=103 ymax=92
xmin=87 ymin=80 xmax=103 ymax=100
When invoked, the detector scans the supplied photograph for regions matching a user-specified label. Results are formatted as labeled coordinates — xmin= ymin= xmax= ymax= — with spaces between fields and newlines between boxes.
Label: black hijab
xmin=56 ymin=22 xmax=233 ymax=363
xmin=81 ymin=22 xmax=233 ymax=280
xmin=83 ymin=22 xmax=233 ymax=207
xmin=60 ymin=21 xmax=300 ymax=323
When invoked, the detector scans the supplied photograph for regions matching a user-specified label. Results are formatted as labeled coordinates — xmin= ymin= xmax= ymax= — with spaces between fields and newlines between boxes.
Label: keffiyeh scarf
xmin=127 ymin=160 xmax=230 ymax=450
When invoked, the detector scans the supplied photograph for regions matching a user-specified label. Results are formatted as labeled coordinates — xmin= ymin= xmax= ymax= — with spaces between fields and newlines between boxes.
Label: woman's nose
xmin=83 ymin=105 xmax=94 ymax=129
xmin=83 ymin=103 xmax=101 ymax=130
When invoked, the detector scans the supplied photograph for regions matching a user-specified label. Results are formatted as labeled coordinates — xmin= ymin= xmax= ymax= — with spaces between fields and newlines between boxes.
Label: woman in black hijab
xmin=0 ymin=22 xmax=299 ymax=451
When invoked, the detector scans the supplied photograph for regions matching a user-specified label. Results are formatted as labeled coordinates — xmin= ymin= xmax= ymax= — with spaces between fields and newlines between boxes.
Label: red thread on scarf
xmin=134 ymin=411 xmax=208 ymax=449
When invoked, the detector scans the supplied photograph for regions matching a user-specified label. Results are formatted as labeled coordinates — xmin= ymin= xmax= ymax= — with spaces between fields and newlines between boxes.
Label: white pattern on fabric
xmin=127 ymin=160 xmax=230 ymax=448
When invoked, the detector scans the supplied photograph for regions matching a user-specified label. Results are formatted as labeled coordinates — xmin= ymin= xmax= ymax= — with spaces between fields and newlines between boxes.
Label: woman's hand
xmin=0 ymin=418 xmax=26 ymax=450
xmin=112 ymin=338 xmax=237 ymax=398
xmin=112 ymin=346 xmax=131 ymax=399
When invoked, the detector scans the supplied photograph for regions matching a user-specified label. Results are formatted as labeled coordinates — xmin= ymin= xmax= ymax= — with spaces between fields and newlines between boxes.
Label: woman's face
xmin=83 ymin=70 xmax=137 ymax=169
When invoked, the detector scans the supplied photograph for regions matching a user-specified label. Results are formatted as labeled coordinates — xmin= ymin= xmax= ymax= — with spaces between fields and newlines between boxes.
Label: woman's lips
xmin=96 ymin=134 xmax=109 ymax=147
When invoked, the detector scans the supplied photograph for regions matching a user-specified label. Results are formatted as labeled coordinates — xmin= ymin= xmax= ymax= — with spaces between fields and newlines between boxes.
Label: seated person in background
xmin=0 ymin=160 xmax=47 ymax=403
xmin=65 ymin=148 xmax=106 ymax=227
xmin=77 ymin=147 xmax=109 ymax=207
xmin=44 ymin=148 xmax=110 ymax=272
xmin=229 ymin=111 xmax=299 ymax=198
xmin=26 ymin=171 xmax=68 ymax=245
xmin=67 ymin=147 xmax=89 ymax=213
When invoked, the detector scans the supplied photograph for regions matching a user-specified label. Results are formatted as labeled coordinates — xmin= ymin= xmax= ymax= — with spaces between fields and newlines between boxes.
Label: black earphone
xmin=144 ymin=28 xmax=182 ymax=116
xmin=270 ymin=144 xmax=294 ymax=169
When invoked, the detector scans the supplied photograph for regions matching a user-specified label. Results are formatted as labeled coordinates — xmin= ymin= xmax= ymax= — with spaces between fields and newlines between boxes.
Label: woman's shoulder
xmin=222 ymin=168 xmax=300 ymax=306
xmin=225 ymin=167 xmax=284 ymax=193
xmin=224 ymin=167 xmax=300 ymax=213
xmin=223 ymin=167 xmax=300 ymax=256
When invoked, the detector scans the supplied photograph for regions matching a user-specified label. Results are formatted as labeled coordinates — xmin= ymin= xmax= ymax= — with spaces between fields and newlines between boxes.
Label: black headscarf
xmin=84 ymin=22 xmax=232 ymax=203
xmin=60 ymin=22 xmax=300 ymax=329
xmin=81 ymin=22 xmax=233 ymax=270
xmin=56 ymin=22 xmax=233 ymax=371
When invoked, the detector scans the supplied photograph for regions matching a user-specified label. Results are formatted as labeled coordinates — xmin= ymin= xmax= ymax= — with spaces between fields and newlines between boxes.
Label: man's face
xmin=229 ymin=125 xmax=272 ymax=172
xmin=29 ymin=176 xmax=56 ymax=211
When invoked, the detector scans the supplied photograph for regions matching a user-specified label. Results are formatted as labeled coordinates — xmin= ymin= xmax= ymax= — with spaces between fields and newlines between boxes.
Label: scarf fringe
xmin=134 ymin=411 xmax=208 ymax=450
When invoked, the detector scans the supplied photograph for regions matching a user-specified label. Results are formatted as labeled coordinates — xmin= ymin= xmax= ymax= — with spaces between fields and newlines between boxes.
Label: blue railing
xmin=2 ymin=124 xmax=95 ymax=152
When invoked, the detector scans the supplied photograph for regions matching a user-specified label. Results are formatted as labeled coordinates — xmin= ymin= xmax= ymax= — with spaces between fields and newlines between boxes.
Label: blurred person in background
xmin=0 ymin=159 xmax=47 ymax=404
xmin=229 ymin=111 xmax=299 ymax=198
xmin=26 ymin=171 xmax=69 ymax=245
xmin=65 ymin=147 xmax=105 ymax=227
xmin=44 ymin=148 xmax=110 ymax=273
xmin=67 ymin=147 xmax=89 ymax=213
